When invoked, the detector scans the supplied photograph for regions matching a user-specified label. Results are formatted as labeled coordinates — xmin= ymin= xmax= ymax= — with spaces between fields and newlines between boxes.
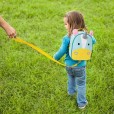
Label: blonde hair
xmin=64 ymin=11 xmax=87 ymax=37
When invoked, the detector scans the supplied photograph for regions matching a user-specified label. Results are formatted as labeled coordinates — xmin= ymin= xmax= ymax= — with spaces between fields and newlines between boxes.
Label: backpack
xmin=69 ymin=29 xmax=93 ymax=60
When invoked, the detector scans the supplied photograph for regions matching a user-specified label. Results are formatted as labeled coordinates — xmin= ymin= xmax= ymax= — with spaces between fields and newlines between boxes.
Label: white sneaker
xmin=78 ymin=102 xmax=88 ymax=109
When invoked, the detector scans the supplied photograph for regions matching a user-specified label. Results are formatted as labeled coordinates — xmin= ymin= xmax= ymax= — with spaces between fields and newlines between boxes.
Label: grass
xmin=0 ymin=0 xmax=114 ymax=114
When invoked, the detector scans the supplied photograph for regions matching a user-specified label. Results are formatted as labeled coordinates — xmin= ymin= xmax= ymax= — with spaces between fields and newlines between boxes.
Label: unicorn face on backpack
xmin=69 ymin=29 xmax=93 ymax=60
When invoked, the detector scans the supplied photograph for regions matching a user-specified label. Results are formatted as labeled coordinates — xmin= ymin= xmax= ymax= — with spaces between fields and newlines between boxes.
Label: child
xmin=0 ymin=16 xmax=16 ymax=38
xmin=53 ymin=11 xmax=96 ymax=109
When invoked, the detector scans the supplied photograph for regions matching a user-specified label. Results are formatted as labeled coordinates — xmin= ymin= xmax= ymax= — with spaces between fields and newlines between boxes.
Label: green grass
xmin=0 ymin=0 xmax=114 ymax=114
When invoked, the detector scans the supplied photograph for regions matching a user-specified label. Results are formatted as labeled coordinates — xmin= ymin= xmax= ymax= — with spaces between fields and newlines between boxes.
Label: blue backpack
xmin=69 ymin=29 xmax=93 ymax=60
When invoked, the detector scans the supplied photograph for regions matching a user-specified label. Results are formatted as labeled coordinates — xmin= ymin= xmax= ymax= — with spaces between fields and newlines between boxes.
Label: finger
xmin=12 ymin=33 xmax=17 ymax=38
xmin=9 ymin=34 xmax=12 ymax=38
xmin=14 ymin=35 xmax=16 ymax=38
xmin=9 ymin=33 xmax=16 ymax=38
xmin=13 ymin=32 xmax=17 ymax=38
xmin=9 ymin=34 xmax=13 ymax=38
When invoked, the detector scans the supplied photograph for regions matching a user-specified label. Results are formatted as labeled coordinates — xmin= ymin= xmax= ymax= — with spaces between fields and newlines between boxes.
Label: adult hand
xmin=4 ymin=25 xmax=16 ymax=38
xmin=0 ymin=16 xmax=17 ymax=38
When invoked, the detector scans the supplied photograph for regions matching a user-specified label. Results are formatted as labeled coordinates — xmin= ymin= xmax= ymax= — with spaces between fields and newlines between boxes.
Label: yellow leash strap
xmin=13 ymin=37 xmax=66 ymax=67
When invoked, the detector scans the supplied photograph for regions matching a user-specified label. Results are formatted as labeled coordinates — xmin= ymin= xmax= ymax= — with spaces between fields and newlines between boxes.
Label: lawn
xmin=0 ymin=0 xmax=114 ymax=114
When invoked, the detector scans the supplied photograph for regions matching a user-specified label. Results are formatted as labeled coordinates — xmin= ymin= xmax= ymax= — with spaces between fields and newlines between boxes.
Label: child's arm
xmin=0 ymin=16 xmax=16 ymax=38
xmin=54 ymin=37 xmax=69 ymax=60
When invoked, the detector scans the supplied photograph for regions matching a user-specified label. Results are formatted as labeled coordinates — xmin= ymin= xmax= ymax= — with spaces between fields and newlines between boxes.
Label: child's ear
xmin=73 ymin=29 xmax=78 ymax=35
xmin=89 ymin=30 xmax=93 ymax=36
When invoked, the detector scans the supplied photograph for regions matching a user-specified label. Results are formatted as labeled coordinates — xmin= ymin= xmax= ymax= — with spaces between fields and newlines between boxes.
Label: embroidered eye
xmin=88 ymin=43 xmax=90 ymax=45
xmin=78 ymin=43 xmax=80 ymax=45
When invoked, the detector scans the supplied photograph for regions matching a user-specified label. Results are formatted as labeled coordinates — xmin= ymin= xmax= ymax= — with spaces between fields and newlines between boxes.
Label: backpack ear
xmin=73 ymin=29 xmax=78 ymax=35
xmin=90 ymin=30 xmax=93 ymax=36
